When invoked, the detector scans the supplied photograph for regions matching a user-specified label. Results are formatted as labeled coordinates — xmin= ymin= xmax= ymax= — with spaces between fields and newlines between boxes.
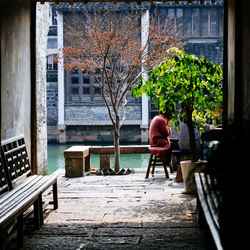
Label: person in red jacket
xmin=149 ymin=109 xmax=173 ymax=164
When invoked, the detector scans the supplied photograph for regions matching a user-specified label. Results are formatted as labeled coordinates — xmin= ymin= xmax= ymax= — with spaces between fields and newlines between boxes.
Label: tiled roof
xmin=52 ymin=1 xmax=223 ymax=12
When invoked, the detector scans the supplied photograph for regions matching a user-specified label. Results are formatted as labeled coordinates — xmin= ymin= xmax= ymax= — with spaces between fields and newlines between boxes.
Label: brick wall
xmin=66 ymin=125 xmax=142 ymax=143
xmin=65 ymin=104 xmax=142 ymax=125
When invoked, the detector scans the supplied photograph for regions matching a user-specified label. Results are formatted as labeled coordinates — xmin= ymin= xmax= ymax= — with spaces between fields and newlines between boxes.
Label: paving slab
xmin=6 ymin=168 xmax=205 ymax=249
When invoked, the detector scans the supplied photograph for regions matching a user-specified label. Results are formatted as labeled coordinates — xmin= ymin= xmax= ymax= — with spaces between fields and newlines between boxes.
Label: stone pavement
xmin=19 ymin=169 xmax=205 ymax=250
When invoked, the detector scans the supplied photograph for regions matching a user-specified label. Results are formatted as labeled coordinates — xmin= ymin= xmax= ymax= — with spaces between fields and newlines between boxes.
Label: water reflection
xmin=47 ymin=143 xmax=150 ymax=174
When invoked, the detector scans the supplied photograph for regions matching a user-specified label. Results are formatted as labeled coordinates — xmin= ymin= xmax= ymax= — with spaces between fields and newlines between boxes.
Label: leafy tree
xmin=58 ymin=3 xmax=183 ymax=172
xmin=132 ymin=48 xmax=223 ymax=162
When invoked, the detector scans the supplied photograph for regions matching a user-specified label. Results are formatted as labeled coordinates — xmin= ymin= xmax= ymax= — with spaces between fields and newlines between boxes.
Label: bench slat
xmin=0 ymin=153 xmax=9 ymax=195
xmin=0 ymin=176 xmax=44 ymax=212
xmin=0 ymin=175 xmax=39 ymax=205
xmin=0 ymin=134 xmax=58 ymax=249
xmin=195 ymin=173 xmax=223 ymax=250
xmin=0 ymin=177 xmax=49 ymax=219
xmin=201 ymin=174 xmax=220 ymax=229
xmin=0 ymin=174 xmax=57 ymax=225
xmin=205 ymin=174 xmax=220 ymax=214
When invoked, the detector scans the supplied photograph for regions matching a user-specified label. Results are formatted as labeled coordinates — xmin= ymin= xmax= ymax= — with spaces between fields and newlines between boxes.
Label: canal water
xmin=47 ymin=143 xmax=150 ymax=174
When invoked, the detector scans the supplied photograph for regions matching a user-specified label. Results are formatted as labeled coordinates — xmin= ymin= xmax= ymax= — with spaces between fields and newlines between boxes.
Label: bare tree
xmin=58 ymin=3 xmax=183 ymax=172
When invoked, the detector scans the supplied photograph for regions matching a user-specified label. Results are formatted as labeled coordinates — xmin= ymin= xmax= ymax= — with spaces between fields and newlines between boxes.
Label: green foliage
xmin=132 ymin=48 xmax=223 ymax=162
xmin=132 ymin=48 xmax=223 ymax=132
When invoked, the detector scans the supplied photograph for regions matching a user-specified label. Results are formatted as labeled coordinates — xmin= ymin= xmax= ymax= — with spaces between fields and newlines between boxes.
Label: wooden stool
xmin=146 ymin=147 xmax=174 ymax=179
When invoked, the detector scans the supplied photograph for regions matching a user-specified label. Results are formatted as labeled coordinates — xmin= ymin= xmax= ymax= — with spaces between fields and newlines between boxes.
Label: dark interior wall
xmin=221 ymin=1 xmax=250 ymax=249
xmin=226 ymin=0 xmax=235 ymax=123
xmin=241 ymin=1 xmax=250 ymax=123
xmin=0 ymin=0 xmax=31 ymax=155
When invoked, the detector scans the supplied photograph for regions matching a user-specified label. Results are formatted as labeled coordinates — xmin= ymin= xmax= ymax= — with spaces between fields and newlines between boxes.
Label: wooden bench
xmin=0 ymin=135 xmax=58 ymax=248
xmin=195 ymin=172 xmax=222 ymax=250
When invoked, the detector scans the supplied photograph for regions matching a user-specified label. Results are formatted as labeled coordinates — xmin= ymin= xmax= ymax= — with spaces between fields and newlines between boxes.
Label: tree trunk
xmin=114 ymin=120 xmax=120 ymax=173
xmin=186 ymin=108 xmax=199 ymax=162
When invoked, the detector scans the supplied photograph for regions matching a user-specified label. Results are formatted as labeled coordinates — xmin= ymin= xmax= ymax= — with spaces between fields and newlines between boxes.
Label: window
xmin=176 ymin=8 xmax=183 ymax=19
xmin=183 ymin=7 xmax=222 ymax=37
xmin=47 ymin=38 xmax=57 ymax=49
xmin=185 ymin=8 xmax=192 ymax=35
xmin=52 ymin=10 xmax=57 ymax=26
xmin=210 ymin=8 xmax=217 ymax=36
xmin=66 ymin=69 xmax=140 ymax=104
xmin=193 ymin=8 xmax=200 ymax=36
xmin=47 ymin=55 xmax=58 ymax=70
xmin=67 ymin=70 xmax=103 ymax=103
xmin=168 ymin=9 xmax=175 ymax=19
xmin=201 ymin=8 xmax=208 ymax=36
xmin=71 ymin=77 xmax=79 ymax=84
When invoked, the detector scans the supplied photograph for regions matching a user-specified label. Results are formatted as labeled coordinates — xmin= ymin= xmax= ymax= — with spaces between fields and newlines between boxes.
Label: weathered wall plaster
xmin=36 ymin=2 xmax=50 ymax=174
xmin=1 ymin=0 xmax=31 ymax=157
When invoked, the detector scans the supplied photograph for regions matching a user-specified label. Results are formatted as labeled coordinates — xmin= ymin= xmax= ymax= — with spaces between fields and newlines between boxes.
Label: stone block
xmin=100 ymin=154 xmax=111 ymax=170
xmin=59 ymin=128 xmax=67 ymax=143
xmin=64 ymin=146 xmax=90 ymax=177
xmin=70 ymin=135 xmax=83 ymax=142
xmin=65 ymin=158 xmax=85 ymax=177
xmin=82 ymin=135 xmax=98 ymax=141
xmin=141 ymin=128 xmax=149 ymax=143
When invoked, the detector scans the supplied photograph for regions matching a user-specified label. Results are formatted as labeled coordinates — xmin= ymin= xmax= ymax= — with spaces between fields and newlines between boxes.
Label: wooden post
xmin=30 ymin=0 xmax=38 ymax=174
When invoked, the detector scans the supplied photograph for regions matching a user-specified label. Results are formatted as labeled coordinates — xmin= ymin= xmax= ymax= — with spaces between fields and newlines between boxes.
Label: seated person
xmin=178 ymin=122 xmax=201 ymax=152
xmin=177 ymin=108 xmax=210 ymax=152
xmin=149 ymin=108 xmax=172 ymax=165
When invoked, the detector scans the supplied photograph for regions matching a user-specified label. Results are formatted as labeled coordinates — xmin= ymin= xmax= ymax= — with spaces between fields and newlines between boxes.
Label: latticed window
xmin=155 ymin=5 xmax=222 ymax=37
xmin=184 ymin=6 xmax=223 ymax=37
xmin=66 ymin=69 xmax=140 ymax=104
xmin=66 ymin=70 xmax=102 ymax=103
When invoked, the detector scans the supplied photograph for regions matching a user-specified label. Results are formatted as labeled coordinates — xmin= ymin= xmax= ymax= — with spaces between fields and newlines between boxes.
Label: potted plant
xmin=132 ymin=48 xmax=223 ymax=193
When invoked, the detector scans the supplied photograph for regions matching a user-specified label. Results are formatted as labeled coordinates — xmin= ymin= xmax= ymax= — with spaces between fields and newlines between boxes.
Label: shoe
xmin=108 ymin=168 xmax=116 ymax=175
xmin=116 ymin=169 xmax=125 ymax=175
xmin=124 ymin=168 xmax=132 ymax=175
xmin=102 ymin=168 xmax=109 ymax=176
xmin=95 ymin=169 xmax=102 ymax=175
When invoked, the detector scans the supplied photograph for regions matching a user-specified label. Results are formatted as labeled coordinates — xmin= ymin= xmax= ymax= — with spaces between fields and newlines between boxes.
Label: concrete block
xmin=141 ymin=128 xmax=149 ymax=143
xmin=64 ymin=146 xmax=90 ymax=177
xmin=100 ymin=154 xmax=111 ymax=170
xmin=65 ymin=158 xmax=85 ymax=177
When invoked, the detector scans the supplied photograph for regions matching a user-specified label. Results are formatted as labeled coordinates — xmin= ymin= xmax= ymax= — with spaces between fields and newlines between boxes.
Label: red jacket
xmin=149 ymin=115 xmax=171 ymax=149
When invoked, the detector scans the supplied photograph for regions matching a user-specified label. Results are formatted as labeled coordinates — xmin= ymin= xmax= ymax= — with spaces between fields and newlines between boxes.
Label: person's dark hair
xmin=159 ymin=108 xmax=173 ymax=120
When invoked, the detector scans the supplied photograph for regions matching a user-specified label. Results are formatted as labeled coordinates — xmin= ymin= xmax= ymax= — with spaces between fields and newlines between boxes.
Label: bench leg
xmin=39 ymin=194 xmax=44 ymax=226
xmin=53 ymin=181 xmax=58 ymax=210
xmin=0 ymin=226 xmax=3 ymax=250
xmin=34 ymin=198 xmax=41 ymax=230
xmin=17 ymin=214 xmax=23 ymax=248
